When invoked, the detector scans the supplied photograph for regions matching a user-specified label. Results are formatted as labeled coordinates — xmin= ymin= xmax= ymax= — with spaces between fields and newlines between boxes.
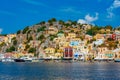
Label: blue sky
xmin=0 ymin=0 xmax=120 ymax=34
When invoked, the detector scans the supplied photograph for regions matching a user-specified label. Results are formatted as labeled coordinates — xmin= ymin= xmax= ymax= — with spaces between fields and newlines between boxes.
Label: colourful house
xmin=47 ymin=26 xmax=58 ymax=35
xmin=57 ymin=33 xmax=65 ymax=38
xmin=63 ymin=47 xmax=73 ymax=59
xmin=95 ymin=47 xmax=114 ymax=60
xmin=113 ymin=48 xmax=120 ymax=59
xmin=94 ymin=34 xmax=105 ymax=40
xmin=67 ymin=33 xmax=76 ymax=38
xmin=44 ymin=48 xmax=55 ymax=58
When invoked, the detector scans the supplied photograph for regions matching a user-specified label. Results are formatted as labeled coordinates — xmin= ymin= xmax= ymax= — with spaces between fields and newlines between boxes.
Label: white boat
xmin=1 ymin=57 xmax=14 ymax=62
xmin=20 ymin=56 xmax=33 ymax=62
xmin=114 ymin=59 xmax=120 ymax=62
xmin=32 ymin=57 xmax=39 ymax=62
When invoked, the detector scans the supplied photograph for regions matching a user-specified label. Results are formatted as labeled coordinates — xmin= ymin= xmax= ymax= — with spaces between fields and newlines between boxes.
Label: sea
xmin=0 ymin=62 xmax=120 ymax=80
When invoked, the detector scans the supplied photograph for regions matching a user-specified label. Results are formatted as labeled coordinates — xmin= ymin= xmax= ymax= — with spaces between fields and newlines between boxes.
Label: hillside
xmin=0 ymin=18 xmax=120 ymax=58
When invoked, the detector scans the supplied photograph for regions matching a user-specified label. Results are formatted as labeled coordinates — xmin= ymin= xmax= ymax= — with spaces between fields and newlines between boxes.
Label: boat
xmin=14 ymin=56 xmax=32 ymax=62
xmin=62 ymin=57 xmax=73 ymax=60
xmin=14 ymin=58 xmax=25 ymax=62
xmin=22 ymin=57 xmax=32 ymax=62
xmin=1 ymin=58 xmax=14 ymax=62
xmin=114 ymin=59 xmax=120 ymax=62
xmin=32 ymin=57 xmax=39 ymax=62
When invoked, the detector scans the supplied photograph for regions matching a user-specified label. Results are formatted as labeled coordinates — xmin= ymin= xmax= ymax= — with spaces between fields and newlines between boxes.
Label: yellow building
xmin=47 ymin=26 xmax=58 ymax=35
xmin=54 ymin=49 xmax=63 ymax=58
xmin=106 ymin=29 xmax=111 ymax=32
xmin=7 ymin=34 xmax=16 ymax=43
xmin=104 ymin=50 xmax=114 ymax=59
xmin=7 ymin=34 xmax=16 ymax=38
xmin=113 ymin=49 xmax=120 ymax=59
xmin=100 ymin=29 xmax=106 ymax=33
xmin=63 ymin=42 xmax=70 ymax=47
xmin=0 ymin=36 xmax=9 ymax=44
xmin=67 ymin=33 xmax=76 ymax=38
xmin=45 ymin=48 xmax=55 ymax=58
xmin=94 ymin=34 xmax=105 ymax=40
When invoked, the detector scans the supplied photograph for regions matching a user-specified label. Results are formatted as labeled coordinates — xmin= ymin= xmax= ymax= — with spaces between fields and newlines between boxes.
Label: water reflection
xmin=0 ymin=62 xmax=120 ymax=80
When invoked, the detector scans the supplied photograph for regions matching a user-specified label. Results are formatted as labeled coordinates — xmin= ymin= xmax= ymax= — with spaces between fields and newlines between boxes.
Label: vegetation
xmin=36 ymin=21 xmax=45 ymax=25
xmin=13 ymin=39 xmax=17 ymax=46
xmin=49 ymin=35 xmax=57 ymax=41
xmin=50 ymin=18 xmax=57 ymax=22
xmin=86 ymin=26 xmax=101 ymax=36
xmin=17 ymin=30 xmax=21 ymax=34
xmin=25 ymin=44 xmax=30 ymax=50
xmin=27 ymin=30 xmax=31 ymax=34
xmin=28 ymin=47 xmax=36 ymax=53
xmin=6 ymin=46 xmax=15 ymax=52
xmin=0 ymin=34 xmax=7 ymax=36
xmin=59 ymin=20 xmax=64 ymax=25
xmin=48 ymin=18 xmax=57 ymax=25
xmin=58 ymin=30 xmax=64 ymax=33
xmin=12 ymin=37 xmax=17 ymax=46
xmin=38 ymin=34 xmax=45 ymax=41
xmin=37 ymin=26 xmax=46 ymax=32
xmin=105 ymin=25 xmax=112 ymax=30
xmin=22 ymin=26 xmax=29 ymax=34
xmin=28 ymin=36 xmax=33 ymax=42
xmin=0 ymin=42 xmax=6 ymax=47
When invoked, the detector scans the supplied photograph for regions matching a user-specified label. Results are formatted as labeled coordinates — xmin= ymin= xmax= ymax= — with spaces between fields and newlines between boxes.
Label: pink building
xmin=63 ymin=47 xmax=73 ymax=59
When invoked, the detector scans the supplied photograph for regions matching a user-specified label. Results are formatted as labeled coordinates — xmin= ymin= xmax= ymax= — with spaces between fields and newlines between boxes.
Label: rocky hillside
xmin=0 ymin=18 xmax=119 ymax=57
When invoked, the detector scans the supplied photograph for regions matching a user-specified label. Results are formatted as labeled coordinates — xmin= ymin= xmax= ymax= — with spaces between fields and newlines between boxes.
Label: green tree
xmin=89 ymin=38 xmax=96 ymax=43
xmin=12 ymin=37 xmax=17 ymax=46
xmin=70 ymin=30 xmax=74 ymax=32
xmin=13 ymin=40 xmax=17 ymax=46
xmin=59 ymin=20 xmax=64 ymax=25
xmin=105 ymin=25 xmax=112 ymax=30
xmin=27 ymin=30 xmax=31 ymax=34
xmin=28 ymin=47 xmax=36 ymax=53
xmin=0 ymin=34 xmax=7 ymax=36
xmin=0 ymin=42 xmax=6 ymax=47
xmin=86 ymin=26 xmax=101 ymax=36
xmin=98 ymin=43 xmax=106 ymax=47
xmin=107 ymin=38 xmax=113 ymax=41
xmin=28 ymin=36 xmax=33 ymax=42
xmin=58 ymin=30 xmax=64 ymax=33
xmin=22 ymin=26 xmax=29 ymax=34
xmin=117 ymin=27 xmax=120 ymax=30
xmin=64 ymin=23 xmax=71 ymax=28
xmin=38 ymin=34 xmax=45 ymax=41
xmin=37 ymin=26 xmax=46 ymax=32
xmin=12 ymin=37 xmax=16 ymax=40
xmin=51 ymin=18 xmax=57 ymax=22
xmin=6 ymin=46 xmax=15 ymax=52
xmin=48 ymin=19 xmax=52 ymax=24
xmin=17 ymin=30 xmax=21 ymax=34
xmin=25 ymin=44 xmax=30 ymax=50
xmin=36 ymin=21 xmax=45 ymax=25
xmin=72 ymin=21 xmax=77 ymax=25
xmin=49 ymin=35 xmax=57 ymax=41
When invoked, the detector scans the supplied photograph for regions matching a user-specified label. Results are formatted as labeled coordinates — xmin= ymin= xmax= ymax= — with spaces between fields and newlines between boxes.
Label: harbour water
xmin=0 ymin=62 xmax=120 ymax=80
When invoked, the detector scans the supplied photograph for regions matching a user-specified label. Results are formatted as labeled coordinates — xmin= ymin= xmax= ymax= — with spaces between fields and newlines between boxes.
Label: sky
xmin=0 ymin=0 xmax=120 ymax=34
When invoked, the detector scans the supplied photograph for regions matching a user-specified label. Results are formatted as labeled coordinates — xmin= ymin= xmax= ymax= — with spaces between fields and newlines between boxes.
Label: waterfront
xmin=0 ymin=62 xmax=120 ymax=80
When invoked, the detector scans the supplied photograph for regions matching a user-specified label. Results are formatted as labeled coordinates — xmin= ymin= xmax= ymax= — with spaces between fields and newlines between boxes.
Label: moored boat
xmin=2 ymin=58 xmax=14 ymax=62
xmin=14 ymin=56 xmax=33 ymax=62
xmin=114 ymin=59 xmax=120 ymax=62
xmin=14 ymin=58 xmax=25 ymax=62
